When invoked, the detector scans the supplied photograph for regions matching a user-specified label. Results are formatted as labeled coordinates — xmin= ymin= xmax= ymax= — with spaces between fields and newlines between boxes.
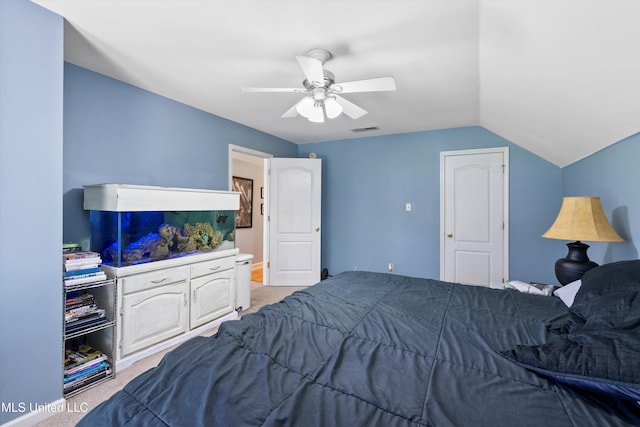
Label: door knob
xmin=447 ymin=232 xmax=453 ymax=238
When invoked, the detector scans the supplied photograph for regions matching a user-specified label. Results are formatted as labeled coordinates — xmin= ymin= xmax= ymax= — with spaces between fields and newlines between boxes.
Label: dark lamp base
xmin=554 ymin=241 xmax=598 ymax=285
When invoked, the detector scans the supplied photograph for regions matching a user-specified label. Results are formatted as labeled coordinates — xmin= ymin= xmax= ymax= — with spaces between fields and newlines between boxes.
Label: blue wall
xmin=63 ymin=63 xmax=298 ymax=247
xmin=562 ymin=132 xmax=640 ymax=263
xmin=299 ymin=127 xmax=562 ymax=283
xmin=63 ymin=64 xmax=571 ymax=285
xmin=0 ymin=1 xmax=63 ymax=423
xmin=2 ymin=2 xmax=636 ymax=420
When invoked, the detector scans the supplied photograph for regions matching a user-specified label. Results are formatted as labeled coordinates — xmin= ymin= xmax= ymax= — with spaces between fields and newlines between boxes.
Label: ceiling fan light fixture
xmin=296 ymin=96 xmax=326 ymax=123
xmin=307 ymin=104 xmax=324 ymax=123
xmin=245 ymin=48 xmax=395 ymax=124
xmin=324 ymin=97 xmax=343 ymax=119
xmin=295 ymin=96 xmax=315 ymax=118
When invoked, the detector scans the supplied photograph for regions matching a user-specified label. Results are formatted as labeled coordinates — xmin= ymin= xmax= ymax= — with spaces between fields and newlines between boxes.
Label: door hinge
xmin=267 ymin=262 xmax=270 ymax=268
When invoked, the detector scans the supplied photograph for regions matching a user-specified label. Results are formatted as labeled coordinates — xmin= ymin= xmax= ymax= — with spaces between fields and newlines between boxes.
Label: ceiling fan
xmin=241 ymin=48 xmax=396 ymax=123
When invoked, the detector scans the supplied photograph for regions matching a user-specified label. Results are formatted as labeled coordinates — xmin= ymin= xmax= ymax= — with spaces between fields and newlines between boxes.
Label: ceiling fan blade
xmin=242 ymin=87 xmax=307 ymax=93
xmin=281 ymin=99 xmax=304 ymax=118
xmin=334 ymin=95 xmax=367 ymax=120
xmin=295 ymin=55 xmax=325 ymax=87
xmin=332 ymin=76 xmax=396 ymax=94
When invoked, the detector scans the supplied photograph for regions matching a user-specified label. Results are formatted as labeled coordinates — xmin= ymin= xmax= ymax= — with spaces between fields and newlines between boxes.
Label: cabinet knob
xmin=315 ymin=227 xmax=320 ymax=232
xmin=447 ymin=232 xmax=453 ymax=238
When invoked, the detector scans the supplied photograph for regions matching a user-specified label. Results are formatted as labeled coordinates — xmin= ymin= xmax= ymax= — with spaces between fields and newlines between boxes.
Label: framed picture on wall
xmin=232 ymin=176 xmax=253 ymax=228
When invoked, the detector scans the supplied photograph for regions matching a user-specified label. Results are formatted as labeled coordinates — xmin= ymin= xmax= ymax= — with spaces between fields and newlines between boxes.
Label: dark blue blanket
xmin=79 ymin=271 xmax=640 ymax=426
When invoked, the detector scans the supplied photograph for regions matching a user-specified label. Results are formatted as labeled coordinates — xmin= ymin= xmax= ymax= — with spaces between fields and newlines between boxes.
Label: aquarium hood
xmin=84 ymin=184 xmax=240 ymax=212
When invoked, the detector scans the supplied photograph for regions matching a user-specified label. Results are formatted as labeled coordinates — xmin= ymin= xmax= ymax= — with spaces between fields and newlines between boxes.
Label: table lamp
xmin=542 ymin=196 xmax=623 ymax=285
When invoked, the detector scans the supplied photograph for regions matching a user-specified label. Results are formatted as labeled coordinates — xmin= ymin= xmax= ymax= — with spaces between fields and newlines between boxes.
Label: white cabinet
xmin=121 ymin=280 xmax=189 ymax=356
xmin=104 ymin=250 xmax=239 ymax=370
xmin=190 ymin=257 xmax=235 ymax=328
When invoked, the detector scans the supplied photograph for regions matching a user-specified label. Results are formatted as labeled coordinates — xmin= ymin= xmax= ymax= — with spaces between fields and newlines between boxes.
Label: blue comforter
xmin=79 ymin=271 xmax=640 ymax=426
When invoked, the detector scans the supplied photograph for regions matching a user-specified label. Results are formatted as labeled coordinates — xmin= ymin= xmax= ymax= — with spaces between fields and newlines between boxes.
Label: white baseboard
xmin=252 ymin=261 xmax=263 ymax=271
xmin=1 ymin=398 xmax=70 ymax=427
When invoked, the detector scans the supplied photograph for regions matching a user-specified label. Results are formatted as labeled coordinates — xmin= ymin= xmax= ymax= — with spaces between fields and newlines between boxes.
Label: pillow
xmin=575 ymin=259 xmax=640 ymax=301
xmin=553 ymin=279 xmax=581 ymax=307
xmin=569 ymin=260 xmax=640 ymax=328
xmin=501 ymin=328 xmax=640 ymax=401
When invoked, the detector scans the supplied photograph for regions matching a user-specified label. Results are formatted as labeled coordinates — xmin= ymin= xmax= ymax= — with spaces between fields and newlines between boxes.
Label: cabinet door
xmin=121 ymin=281 xmax=188 ymax=356
xmin=190 ymin=269 xmax=235 ymax=329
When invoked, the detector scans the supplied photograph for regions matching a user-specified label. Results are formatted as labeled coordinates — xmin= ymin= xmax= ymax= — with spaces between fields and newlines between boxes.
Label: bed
xmin=78 ymin=260 xmax=640 ymax=426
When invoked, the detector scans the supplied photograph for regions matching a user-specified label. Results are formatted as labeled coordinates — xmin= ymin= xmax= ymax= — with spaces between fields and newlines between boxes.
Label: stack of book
xmin=64 ymin=344 xmax=112 ymax=394
xmin=63 ymin=251 xmax=106 ymax=286
xmin=65 ymin=291 xmax=108 ymax=333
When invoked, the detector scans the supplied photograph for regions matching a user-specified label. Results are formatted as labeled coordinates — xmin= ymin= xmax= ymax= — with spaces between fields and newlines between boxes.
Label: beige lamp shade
xmin=542 ymin=196 xmax=623 ymax=242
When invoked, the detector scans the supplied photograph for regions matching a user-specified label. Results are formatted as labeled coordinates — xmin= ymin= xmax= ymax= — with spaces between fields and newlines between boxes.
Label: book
xmin=64 ymin=365 xmax=111 ymax=390
xmin=64 ymin=262 xmax=101 ymax=272
xmin=65 ymin=292 xmax=95 ymax=310
xmin=64 ymin=355 xmax=108 ymax=376
xmin=64 ymin=267 xmax=102 ymax=278
xmin=64 ymin=316 xmax=108 ymax=335
xmin=63 ymin=251 xmax=103 ymax=275
xmin=65 ymin=308 xmax=104 ymax=322
xmin=65 ymin=310 xmax=106 ymax=330
xmin=64 ymin=256 xmax=102 ymax=265
xmin=64 ymin=271 xmax=105 ymax=282
xmin=65 ymin=305 xmax=102 ymax=323
xmin=64 ymin=272 xmax=107 ymax=286
xmin=64 ymin=345 xmax=104 ymax=368
xmin=63 ymin=361 xmax=110 ymax=383
xmin=63 ymin=251 xmax=100 ymax=262
xmin=64 ymin=366 xmax=111 ymax=393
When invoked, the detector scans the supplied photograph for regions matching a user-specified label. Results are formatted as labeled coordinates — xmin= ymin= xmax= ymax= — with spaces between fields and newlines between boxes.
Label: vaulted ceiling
xmin=33 ymin=0 xmax=640 ymax=167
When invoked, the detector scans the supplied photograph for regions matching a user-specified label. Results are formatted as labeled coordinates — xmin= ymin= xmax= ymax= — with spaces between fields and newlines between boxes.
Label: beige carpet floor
xmin=35 ymin=283 xmax=306 ymax=427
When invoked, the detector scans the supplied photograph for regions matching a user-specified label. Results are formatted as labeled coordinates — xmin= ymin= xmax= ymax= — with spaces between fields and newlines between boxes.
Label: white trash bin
xmin=235 ymin=253 xmax=254 ymax=312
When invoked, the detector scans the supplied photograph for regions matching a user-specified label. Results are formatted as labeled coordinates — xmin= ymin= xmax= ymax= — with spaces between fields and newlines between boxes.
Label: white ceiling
xmin=33 ymin=0 xmax=640 ymax=167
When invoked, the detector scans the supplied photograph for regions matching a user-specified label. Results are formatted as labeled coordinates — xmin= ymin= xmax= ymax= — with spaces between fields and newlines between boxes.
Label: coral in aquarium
xmin=102 ymin=220 xmax=228 ymax=266
xmin=123 ymin=232 xmax=163 ymax=264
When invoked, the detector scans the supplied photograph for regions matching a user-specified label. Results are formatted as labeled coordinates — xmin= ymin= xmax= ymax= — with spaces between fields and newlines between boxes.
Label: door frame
xmin=228 ymin=144 xmax=273 ymax=285
xmin=439 ymin=147 xmax=509 ymax=285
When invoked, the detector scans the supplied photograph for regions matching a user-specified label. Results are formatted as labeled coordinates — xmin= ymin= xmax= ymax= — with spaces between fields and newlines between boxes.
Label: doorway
xmin=229 ymin=145 xmax=272 ymax=285
xmin=440 ymin=147 xmax=509 ymax=286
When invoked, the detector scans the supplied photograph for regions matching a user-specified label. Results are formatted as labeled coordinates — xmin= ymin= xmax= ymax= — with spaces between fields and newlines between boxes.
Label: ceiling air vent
xmin=351 ymin=126 xmax=380 ymax=133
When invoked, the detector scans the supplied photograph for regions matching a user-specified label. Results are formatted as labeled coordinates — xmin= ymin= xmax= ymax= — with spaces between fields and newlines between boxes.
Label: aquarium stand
xmin=83 ymin=184 xmax=242 ymax=371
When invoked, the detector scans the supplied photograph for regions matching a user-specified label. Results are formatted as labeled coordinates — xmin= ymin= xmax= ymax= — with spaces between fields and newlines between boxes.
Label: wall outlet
xmin=388 ymin=263 xmax=394 ymax=272
xmin=405 ymin=203 xmax=412 ymax=212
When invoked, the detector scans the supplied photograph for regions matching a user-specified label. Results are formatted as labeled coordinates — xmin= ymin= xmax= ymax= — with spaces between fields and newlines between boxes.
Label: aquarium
xmin=84 ymin=184 xmax=239 ymax=268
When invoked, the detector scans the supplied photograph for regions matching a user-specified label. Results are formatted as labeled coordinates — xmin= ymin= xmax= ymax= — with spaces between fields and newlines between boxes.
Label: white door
xmin=440 ymin=148 xmax=508 ymax=286
xmin=265 ymin=158 xmax=322 ymax=286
